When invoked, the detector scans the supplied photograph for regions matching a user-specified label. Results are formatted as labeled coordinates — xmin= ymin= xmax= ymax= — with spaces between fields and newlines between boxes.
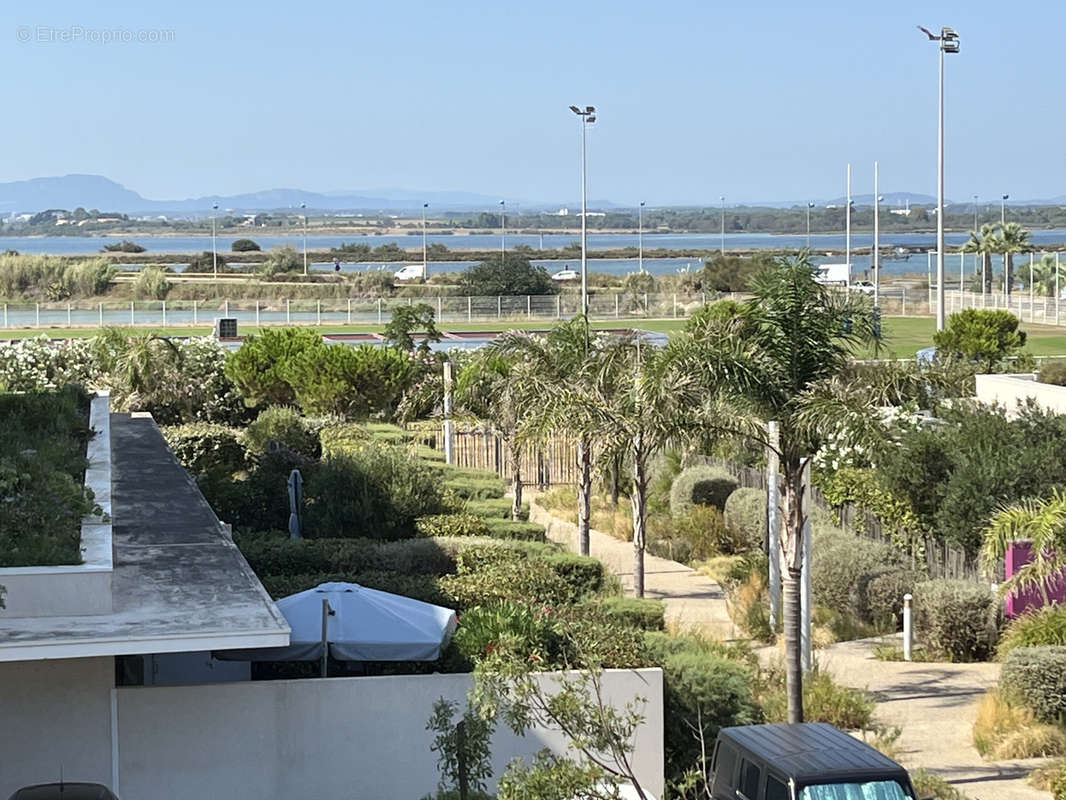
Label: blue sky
xmin=1 ymin=0 xmax=1059 ymax=206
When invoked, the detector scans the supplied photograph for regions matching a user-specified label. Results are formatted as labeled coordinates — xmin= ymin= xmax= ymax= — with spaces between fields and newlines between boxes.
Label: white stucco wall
xmin=975 ymin=372 xmax=1066 ymax=417
xmin=0 ymin=657 xmax=115 ymax=797
xmin=116 ymin=668 xmax=664 ymax=800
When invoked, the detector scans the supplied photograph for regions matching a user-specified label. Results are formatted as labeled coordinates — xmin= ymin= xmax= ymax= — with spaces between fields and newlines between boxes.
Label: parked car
xmin=551 ymin=268 xmax=580 ymax=282
xmin=8 ymin=784 xmax=119 ymax=800
xmin=851 ymin=280 xmax=876 ymax=295
xmin=710 ymin=722 xmax=919 ymax=800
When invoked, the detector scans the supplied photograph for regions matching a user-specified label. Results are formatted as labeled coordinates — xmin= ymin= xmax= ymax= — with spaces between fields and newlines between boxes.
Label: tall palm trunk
xmin=1005 ymin=252 xmax=1014 ymax=297
xmin=610 ymin=455 xmax=620 ymax=507
xmin=782 ymin=459 xmax=806 ymax=724
xmin=983 ymin=251 xmax=993 ymax=293
xmin=577 ymin=435 xmax=592 ymax=556
xmin=509 ymin=441 xmax=523 ymax=521
xmin=631 ymin=435 xmax=647 ymax=599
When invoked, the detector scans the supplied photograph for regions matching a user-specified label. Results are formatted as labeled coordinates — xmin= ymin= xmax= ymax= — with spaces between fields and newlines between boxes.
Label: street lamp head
xmin=1003 ymin=194 xmax=1010 ymax=200
xmin=300 ymin=202 xmax=306 ymax=209
xmin=212 ymin=202 xmax=218 ymax=211
xmin=640 ymin=201 xmax=645 ymax=207
xmin=877 ymin=195 xmax=884 ymax=202
xmin=424 ymin=203 xmax=429 ymax=208
xmin=569 ymin=105 xmax=581 ymax=114
xmin=808 ymin=201 xmax=815 ymax=208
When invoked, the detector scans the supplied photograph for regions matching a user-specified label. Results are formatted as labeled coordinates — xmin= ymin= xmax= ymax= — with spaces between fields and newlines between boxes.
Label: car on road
xmin=710 ymin=722 xmax=918 ymax=800
xmin=551 ymin=268 xmax=580 ymax=282
xmin=851 ymin=280 xmax=876 ymax=295
xmin=8 ymin=784 xmax=120 ymax=800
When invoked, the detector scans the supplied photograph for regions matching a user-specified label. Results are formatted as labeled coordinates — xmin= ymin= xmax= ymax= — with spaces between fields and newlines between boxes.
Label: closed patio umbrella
xmin=217 ymin=582 xmax=457 ymax=667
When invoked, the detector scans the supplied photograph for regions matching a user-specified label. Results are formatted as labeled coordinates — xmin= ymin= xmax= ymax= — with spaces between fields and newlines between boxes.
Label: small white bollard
xmin=902 ymin=593 xmax=913 ymax=661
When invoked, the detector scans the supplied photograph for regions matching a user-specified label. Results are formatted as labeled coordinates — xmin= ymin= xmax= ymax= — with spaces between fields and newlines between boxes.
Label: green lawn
xmin=3 ymin=314 xmax=1066 ymax=360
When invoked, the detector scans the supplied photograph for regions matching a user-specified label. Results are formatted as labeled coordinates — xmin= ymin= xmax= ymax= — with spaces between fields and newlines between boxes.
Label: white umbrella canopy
xmin=219 ymin=582 xmax=458 ymax=662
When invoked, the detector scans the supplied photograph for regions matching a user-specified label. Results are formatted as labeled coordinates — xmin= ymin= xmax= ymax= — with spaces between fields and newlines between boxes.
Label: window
xmin=713 ymin=744 xmax=737 ymax=787
xmin=766 ymin=775 xmax=790 ymax=800
xmin=738 ymin=759 xmax=761 ymax=800
xmin=799 ymin=780 xmax=911 ymax=800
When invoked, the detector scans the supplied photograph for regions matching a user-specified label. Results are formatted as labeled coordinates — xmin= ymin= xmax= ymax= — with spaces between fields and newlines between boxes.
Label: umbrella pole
xmin=321 ymin=598 xmax=329 ymax=678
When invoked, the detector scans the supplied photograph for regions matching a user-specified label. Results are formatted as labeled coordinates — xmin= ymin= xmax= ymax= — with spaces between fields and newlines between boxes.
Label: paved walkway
xmin=813 ymin=637 xmax=1050 ymax=800
xmin=528 ymin=499 xmax=734 ymax=639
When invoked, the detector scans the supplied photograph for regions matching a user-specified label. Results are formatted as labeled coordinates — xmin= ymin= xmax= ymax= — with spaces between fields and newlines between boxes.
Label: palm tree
xmin=961 ymin=223 xmax=998 ymax=294
xmin=1031 ymin=254 xmax=1063 ymax=298
xmin=453 ymin=349 xmax=527 ymax=519
xmin=491 ymin=319 xmax=598 ymax=553
xmin=662 ymin=255 xmax=878 ymax=723
xmin=993 ymin=222 xmax=1032 ymax=297
xmin=983 ymin=489 xmax=1066 ymax=605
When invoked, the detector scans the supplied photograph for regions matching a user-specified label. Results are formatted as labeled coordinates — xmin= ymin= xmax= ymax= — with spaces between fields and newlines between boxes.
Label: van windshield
xmin=799 ymin=780 xmax=912 ymax=800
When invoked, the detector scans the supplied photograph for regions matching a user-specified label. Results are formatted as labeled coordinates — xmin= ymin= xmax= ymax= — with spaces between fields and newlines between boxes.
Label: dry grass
xmin=697 ymin=555 xmax=745 ymax=586
xmin=973 ymin=689 xmax=1066 ymax=760
xmin=1027 ymin=760 xmax=1065 ymax=791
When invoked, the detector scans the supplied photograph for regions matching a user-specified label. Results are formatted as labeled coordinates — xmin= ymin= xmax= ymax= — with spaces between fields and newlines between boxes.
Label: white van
xmin=393 ymin=263 xmax=426 ymax=281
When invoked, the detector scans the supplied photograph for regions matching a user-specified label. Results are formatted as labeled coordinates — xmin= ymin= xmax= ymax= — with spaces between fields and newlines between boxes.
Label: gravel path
xmin=529 ymin=499 xmax=734 ymax=638
xmin=815 ymin=637 xmax=1050 ymax=800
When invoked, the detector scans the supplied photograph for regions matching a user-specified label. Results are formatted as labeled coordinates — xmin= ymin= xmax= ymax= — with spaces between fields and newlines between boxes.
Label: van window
xmin=799 ymin=780 xmax=910 ymax=800
xmin=738 ymin=758 xmax=761 ymax=799
xmin=766 ymin=775 xmax=789 ymax=800
xmin=713 ymin=743 xmax=737 ymax=786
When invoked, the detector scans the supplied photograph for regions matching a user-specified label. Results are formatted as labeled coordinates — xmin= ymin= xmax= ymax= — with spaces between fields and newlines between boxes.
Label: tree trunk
xmin=1006 ymin=252 xmax=1014 ymax=297
xmin=631 ymin=437 xmax=647 ymax=599
xmin=610 ymin=455 xmax=620 ymax=507
xmin=782 ymin=461 xmax=806 ymax=724
xmin=983 ymin=251 xmax=993 ymax=293
xmin=577 ymin=435 xmax=591 ymax=556
xmin=510 ymin=443 xmax=523 ymax=521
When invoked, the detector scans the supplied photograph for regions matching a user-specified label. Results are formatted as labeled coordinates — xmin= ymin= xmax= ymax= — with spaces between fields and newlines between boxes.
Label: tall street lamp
xmin=570 ymin=104 xmax=596 ymax=316
xmin=638 ymin=201 xmax=645 ymax=273
xmin=422 ymin=203 xmax=429 ymax=277
xmin=719 ymin=196 xmax=726 ymax=255
xmin=806 ymin=201 xmax=814 ymax=250
xmin=211 ymin=202 xmax=219 ymax=278
xmin=499 ymin=200 xmax=505 ymax=269
xmin=873 ymin=161 xmax=880 ymax=307
xmin=300 ymin=202 xmax=308 ymax=276
xmin=1001 ymin=193 xmax=1009 ymax=225
xmin=845 ymin=163 xmax=851 ymax=286
xmin=919 ymin=24 xmax=960 ymax=332
xmin=973 ymin=194 xmax=979 ymax=233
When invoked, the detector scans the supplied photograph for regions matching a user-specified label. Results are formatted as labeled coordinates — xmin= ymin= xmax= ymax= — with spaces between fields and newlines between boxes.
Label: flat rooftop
xmin=0 ymin=413 xmax=289 ymax=661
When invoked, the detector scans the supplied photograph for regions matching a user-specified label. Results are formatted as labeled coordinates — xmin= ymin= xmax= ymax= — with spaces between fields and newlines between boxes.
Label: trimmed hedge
xmin=235 ymin=532 xmax=461 ymax=577
xmin=669 ymin=466 xmax=739 ymax=516
xmin=243 ymin=405 xmax=321 ymax=459
xmin=163 ymin=422 xmax=246 ymax=477
xmin=443 ymin=476 xmax=505 ymax=500
xmin=416 ymin=513 xmax=491 ymax=539
xmin=1000 ymin=645 xmax=1066 ymax=722
xmin=864 ymin=567 xmax=921 ymax=629
xmin=913 ymin=579 xmax=1000 ymax=661
xmin=465 ymin=497 xmax=529 ymax=520
xmin=259 ymin=569 xmax=450 ymax=606
xmin=811 ymin=530 xmax=901 ymax=623
xmin=722 ymin=487 xmax=766 ymax=552
xmin=587 ymin=597 xmax=666 ymax=631
xmin=482 ymin=519 xmax=546 ymax=542
xmin=999 ymin=606 xmax=1066 ymax=659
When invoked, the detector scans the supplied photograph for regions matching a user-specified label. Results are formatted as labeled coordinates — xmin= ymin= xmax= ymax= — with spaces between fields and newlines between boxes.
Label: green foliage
xmin=130 ymin=265 xmax=170 ymax=300
xmin=186 ymin=250 xmax=227 ymax=272
xmin=648 ymin=504 xmax=741 ymax=563
xmin=913 ymin=579 xmax=1000 ymax=662
xmin=466 ymin=497 xmax=529 ymax=521
xmin=256 ymin=245 xmax=303 ymax=276
xmin=584 ymin=597 xmax=666 ymax=632
xmin=0 ymin=386 xmax=98 ymax=566
xmin=426 ymin=697 xmax=495 ymax=795
xmin=722 ymin=487 xmax=767 ymax=552
xmin=932 ymin=308 xmax=1026 ymax=370
xmin=1040 ymin=361 xmax=1066 ymax=387
xmin=810 ymin=530 xmax=902 ymax=625
xmin=230 ymin=238 xmax=260 ymax=252
xmin=285 ymin=343 xmax=417 ymax=419
xmin=383 ymin=303 xmax=441 ymax=352
xmin=815 ymin=467 xmax=922 ymax=552
xmin=909 ymin=769 xmax=970 ymax=800
xmin=258 ymin=569 xmax=450 ymax=606
xmin=760 ymin=666 xmax=875 ymax=730
xmin=999 ymin=606 xmax=1066 ymax=659
xmin=242 ymin=405 xmax=322 ymax=459
xmin=318 ymin=422 xmax=370 ymax=456
xmin=458 ymin=253 xmax=559 ymax=296
xmin=452 ymin=600 xmax=559 ymax=667
xmin=1000 ymin=646 xmax=1066 ymax=722
xmin=481 ymin=519 xmax=546 ymax=542
xmin=0 ymin=254 xmax=116 ymax=300
xmin=162 ymin=423 xmax=246 ymax=477
xmin=700 ymin=252 xmax=773 ymax=292
xmin=416 ymin=513 xmax=491 ymax=539
xmin=225 ymin=327 xmax=326 ymax=408
xmin=444 ymin=475 xmax=506 ymax=500
xmin=669 ymin=465 xmax=739 ymax=516
xmin=102 ymin=239 xmax=145 ymax=253
xmin=878 ymin=403 xmax=1066 ymax=554
xmin=235 ymin=532 xmax=460 ymax=578
xmin=864 ymin=568 xmax=921 ymax=630
xmin=496 ymin=750 xmax=607 ymax=800
xmin=302 ymin=446 xmax=446 ymax=540
xmin=441 ymin=545 xmax=574 ymax=609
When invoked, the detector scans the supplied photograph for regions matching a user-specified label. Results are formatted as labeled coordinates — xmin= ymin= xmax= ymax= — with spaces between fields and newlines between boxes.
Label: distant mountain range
xmin=0 ymin=174 xmax=1061 ymax=215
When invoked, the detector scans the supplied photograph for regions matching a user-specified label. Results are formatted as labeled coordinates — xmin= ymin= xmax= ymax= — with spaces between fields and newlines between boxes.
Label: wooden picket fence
xmin=428 ymin=427 xmax=580 ymax=487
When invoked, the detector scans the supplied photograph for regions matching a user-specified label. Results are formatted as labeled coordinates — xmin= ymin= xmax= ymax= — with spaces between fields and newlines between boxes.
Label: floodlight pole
xmin=845 ymin=164 xmax=851 ymax=288
xmin=499 ymin=200 xmax=505 ymax=269
xmin=638 ymin=201 xmax=645 ymax=273
xmin=720 ymin=196 xmax=725 ymax=255
xmin=806 ymin=202 xmax=814 ymax=250
xmin=570 ymin=104 xmax=596 ymax=317
xmin=874 ymin=162 xmax=880 ymax=307
xmin=422 ymin=203 xmax=429 ymax=278
xmin=300 ymin=202 xmax=308 ymax=276
xmin=211 ymin=202 xmax=219 ymax=278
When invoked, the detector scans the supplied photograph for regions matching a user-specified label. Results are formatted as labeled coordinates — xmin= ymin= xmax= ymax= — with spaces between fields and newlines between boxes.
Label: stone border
xmin=0 ymin=391 xmax=113 ymax=617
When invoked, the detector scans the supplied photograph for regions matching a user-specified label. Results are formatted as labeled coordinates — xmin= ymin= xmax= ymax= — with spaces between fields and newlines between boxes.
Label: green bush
xmin=225 ymin=327 xmax=327 ymax=408
xmin=162 ymin=422 xmax=246 ymax=477
xmin=242 ymin=405 xmax=322 ymax=459
xmin=416 ymin=513 xmax=491 ymax=539
xmin=285 ymin=344 xmax=416 ymax=420
xmin=761 ymin=667 xmax=875 ymax=730
xmin=669 ymin=465 xmax=739 ymax=516
xmin=231 ymin=238 xmax=260 ymax=252
xmin=586 ymin=597 xmax=666 ymax=631
xmin=810 ymin=530 xmax=901 ymax=624
xmin=440 ymin=545 xmax=574 ymax=609
xmin=451 ymin=600 xmax=557 ymax=668
xmin=863 ymin=567 xmax=921 ymax=630
xmin=466 ymin=497 xmax=528 ymax=520
xmin=723 ymin=487 xmax=767 ymax=552
xmin=444 ymin=476 xmax=505 ymax=500
xmin=302 ymin=444 xmax=446 ymax=540
xmin=482 ymin=519 xmax=546 ymax=542
xmin=1039 ymin=361 xmax=1066 ymax=387
xmin=999 ymin=606 xmax=1066 ymax=659
xmin=235 ymin=532 xmax=460 ymax=577
xmin=259 ymin=570 xmax=449 ymax=606
xmin=131 ymin=265 xmax=171 ymax=300
xmin=318 ymin=422 xmax=370 ymax=456
xmin=932 ymin=308 xmax=1026 ymax=370
xmin=913 ymin=579 xmax=1000 ymax=662
xmin=1000 ymin=646 xmax=1066 ymax=722
xmin=909 ymin=769 xmax=969 ymax=800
